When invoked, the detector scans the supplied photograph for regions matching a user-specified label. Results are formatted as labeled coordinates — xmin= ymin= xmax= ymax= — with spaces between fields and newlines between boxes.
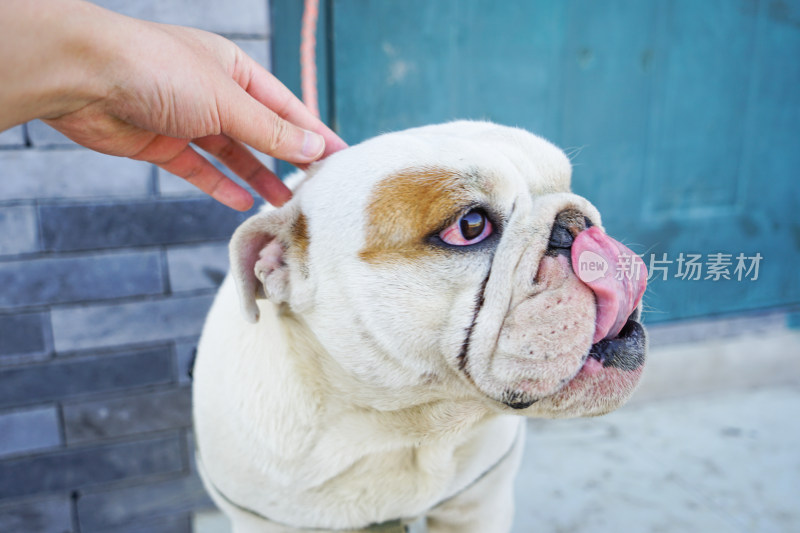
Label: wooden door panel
xmin=271 ymin=0 xmax=800 ymax=322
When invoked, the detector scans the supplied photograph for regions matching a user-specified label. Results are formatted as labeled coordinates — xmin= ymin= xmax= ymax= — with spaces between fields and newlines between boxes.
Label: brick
xmin=108 ymin=514 xmax=191 ymax=533
xmin=25 ymin=120 xmax=77 ymax=147
xmin=78 ymin=474 xmax=212 ymax=532
xmin=0 ymin=435 xmax=183 ymax=500
xmin=51 ymin=295 xmax=214 ymax=353
xmin=0 ymin=313 xmax=48 ymax=359
xmin=0 ymin=251 xmax=164 ymax=309
xmin=0 ymin=124 xmax=25 ymax=147
xmin=185 ymin=430 xmax=199 ymax=472
xmin=0 ymin=406 xmax=61 ymax=459
xmin=0 ymin=205 xmax=39 ymax=256
xmin=40 ymin=198 xmax=256 ymax=252
xmin=93 ymin=0 xmax=268 ymax=35
xmin=167 ymin=243 xmax=229 ymax=292
xmin=0 ymin=149 xmax=151 ymax=201
xmin=0 ymin=348 xmax=172 ymax=408
xmin=64 ymin=387 xmax=192 ymax=445
xmin=0 ymin=496 xmax=71 ymax=533
xmin=175 ymin=340 xmax=198 ymax=385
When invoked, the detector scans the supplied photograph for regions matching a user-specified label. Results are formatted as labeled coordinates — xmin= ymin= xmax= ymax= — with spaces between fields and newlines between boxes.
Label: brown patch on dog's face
xmin=290 ymin=213 xmax=310 ymax=276
xmin=359 ymin=167 xmax=473 ymax=264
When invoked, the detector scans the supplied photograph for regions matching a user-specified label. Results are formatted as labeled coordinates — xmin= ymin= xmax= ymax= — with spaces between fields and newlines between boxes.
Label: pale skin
xmin=0 ymin=0 xmax=348 ymax=210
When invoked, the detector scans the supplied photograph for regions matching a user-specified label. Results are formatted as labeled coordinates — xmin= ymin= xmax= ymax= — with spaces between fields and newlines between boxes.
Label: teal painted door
xmin=272 ymin=0 xmax=800 ymax=323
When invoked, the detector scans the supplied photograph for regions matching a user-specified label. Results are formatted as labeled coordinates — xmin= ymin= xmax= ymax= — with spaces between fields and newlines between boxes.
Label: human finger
xmin=153 ymin=144 xmax=254 ymax=211
xmin=217 ymin=80 xmax=329 ymax=165
xmin=194 ymin=134 xmax=292 ymax=206
xmin=234 ymin=59 xmax=348 ymax=158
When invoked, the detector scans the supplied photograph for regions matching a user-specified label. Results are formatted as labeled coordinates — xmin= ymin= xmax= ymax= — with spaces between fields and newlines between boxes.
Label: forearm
xmin=0 ymin=0 xmax=117 ymax=131
xmin=0 ymin=0 xmax=342 ymax=209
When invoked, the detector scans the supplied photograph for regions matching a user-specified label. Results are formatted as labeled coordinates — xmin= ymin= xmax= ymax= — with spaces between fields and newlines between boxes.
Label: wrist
xmin=0 ymin=0 xmax=118 ymax=130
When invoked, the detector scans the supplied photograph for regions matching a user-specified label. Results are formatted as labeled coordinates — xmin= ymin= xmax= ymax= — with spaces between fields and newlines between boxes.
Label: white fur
xmin=193 ymin=121 xmax=645 ymax=532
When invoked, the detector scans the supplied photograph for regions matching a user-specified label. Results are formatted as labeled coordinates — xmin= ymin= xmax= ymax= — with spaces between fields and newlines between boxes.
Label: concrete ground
xmin=194 ymin=312 xmax=800 ymax=533
xmin=511 ymin=385 xmax=800 ymax=533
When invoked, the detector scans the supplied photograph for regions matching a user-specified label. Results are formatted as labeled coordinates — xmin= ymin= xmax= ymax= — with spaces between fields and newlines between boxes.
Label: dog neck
xmin=269 ymin=302 xmax=497 ymax=446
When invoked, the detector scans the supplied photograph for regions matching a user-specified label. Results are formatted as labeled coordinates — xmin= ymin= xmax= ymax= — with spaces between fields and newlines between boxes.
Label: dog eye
xmin=439 ymin=209 xmax=493 ymax=246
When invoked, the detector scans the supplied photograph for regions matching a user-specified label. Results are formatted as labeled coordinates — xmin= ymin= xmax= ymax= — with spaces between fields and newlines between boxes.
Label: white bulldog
xmin=192 ymin=121 xmax=647 ymax=533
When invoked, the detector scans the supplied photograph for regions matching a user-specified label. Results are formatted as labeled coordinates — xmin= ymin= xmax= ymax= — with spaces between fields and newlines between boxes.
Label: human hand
xmin=0 ymin=0 xmax=347 ymax=210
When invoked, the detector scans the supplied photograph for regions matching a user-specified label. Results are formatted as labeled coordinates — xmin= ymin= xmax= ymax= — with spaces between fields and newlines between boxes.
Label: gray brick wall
xmin=0 ymin=125 xmax=26 ymax=148
xmin=0 ymin=2 xmax=271 ymax=531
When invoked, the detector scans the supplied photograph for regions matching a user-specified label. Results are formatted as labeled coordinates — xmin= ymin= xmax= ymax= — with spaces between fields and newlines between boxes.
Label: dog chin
xmin=496 ymin=310 xmax=647 ymax=417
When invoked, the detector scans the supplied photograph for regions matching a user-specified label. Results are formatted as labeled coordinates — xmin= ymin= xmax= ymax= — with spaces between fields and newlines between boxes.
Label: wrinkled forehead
xmin=294 ymin=123 xmax=577 ymax=269
xmin=300 ymin=122 xmax=573 ymax=218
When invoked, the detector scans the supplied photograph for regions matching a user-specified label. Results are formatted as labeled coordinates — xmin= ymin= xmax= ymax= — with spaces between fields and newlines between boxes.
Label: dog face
xmin=231 ymin=121 xmax=646 ymax=418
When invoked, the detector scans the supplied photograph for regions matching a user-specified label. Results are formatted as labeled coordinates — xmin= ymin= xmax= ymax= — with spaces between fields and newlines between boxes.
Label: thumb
xmin=217 ymin=80 xmax=326 ymax=164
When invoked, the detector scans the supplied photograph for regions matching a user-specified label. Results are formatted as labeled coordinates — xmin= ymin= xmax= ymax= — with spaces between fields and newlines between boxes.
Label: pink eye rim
xmin=439 ymin=209 xmax=494 ymax=246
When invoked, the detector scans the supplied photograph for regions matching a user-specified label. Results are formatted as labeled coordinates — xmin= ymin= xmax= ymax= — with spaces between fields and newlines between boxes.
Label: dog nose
xmin=547 ymin=210 xmax=592 ymax=254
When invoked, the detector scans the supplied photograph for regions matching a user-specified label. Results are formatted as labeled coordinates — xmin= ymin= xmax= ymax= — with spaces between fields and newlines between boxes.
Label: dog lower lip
xmin=587 ymin=315 xmax=645 ymax=371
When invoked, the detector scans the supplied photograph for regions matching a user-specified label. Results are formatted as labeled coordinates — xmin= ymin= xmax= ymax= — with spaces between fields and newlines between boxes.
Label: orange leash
xmin=300 ymin=0 xmax=320 ymax=118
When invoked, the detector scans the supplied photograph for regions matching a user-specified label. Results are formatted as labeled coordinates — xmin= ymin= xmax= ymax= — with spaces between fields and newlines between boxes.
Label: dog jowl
xmin=193 ymin=121 xmax=648 ymax=533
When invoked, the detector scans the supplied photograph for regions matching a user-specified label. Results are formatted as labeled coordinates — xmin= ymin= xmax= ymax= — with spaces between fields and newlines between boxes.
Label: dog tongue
xmin=571 ymin=227 xmax=647 ymax=343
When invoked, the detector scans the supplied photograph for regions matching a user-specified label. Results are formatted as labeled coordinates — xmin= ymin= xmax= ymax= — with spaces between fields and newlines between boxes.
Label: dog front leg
xmin=425 ymin=428 xmax=524 ymax=533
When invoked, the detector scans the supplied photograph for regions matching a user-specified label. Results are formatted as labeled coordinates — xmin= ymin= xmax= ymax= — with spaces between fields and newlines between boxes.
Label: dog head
xmin=230 ymin=121 xmax=647 ymax=418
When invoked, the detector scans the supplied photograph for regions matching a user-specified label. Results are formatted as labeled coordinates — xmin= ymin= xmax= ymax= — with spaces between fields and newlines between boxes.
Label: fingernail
xmin=301 ymin=130 xmax=325 ymax=159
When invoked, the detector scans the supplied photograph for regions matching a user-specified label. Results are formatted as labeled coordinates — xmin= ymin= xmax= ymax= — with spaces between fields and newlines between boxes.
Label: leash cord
xmin=301 ymin=0 xmax=320 ymax=118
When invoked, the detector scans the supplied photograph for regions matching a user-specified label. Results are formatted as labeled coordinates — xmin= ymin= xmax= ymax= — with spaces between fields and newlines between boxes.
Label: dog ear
xmin=229 ymin=202 xmax=308 ymax=323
